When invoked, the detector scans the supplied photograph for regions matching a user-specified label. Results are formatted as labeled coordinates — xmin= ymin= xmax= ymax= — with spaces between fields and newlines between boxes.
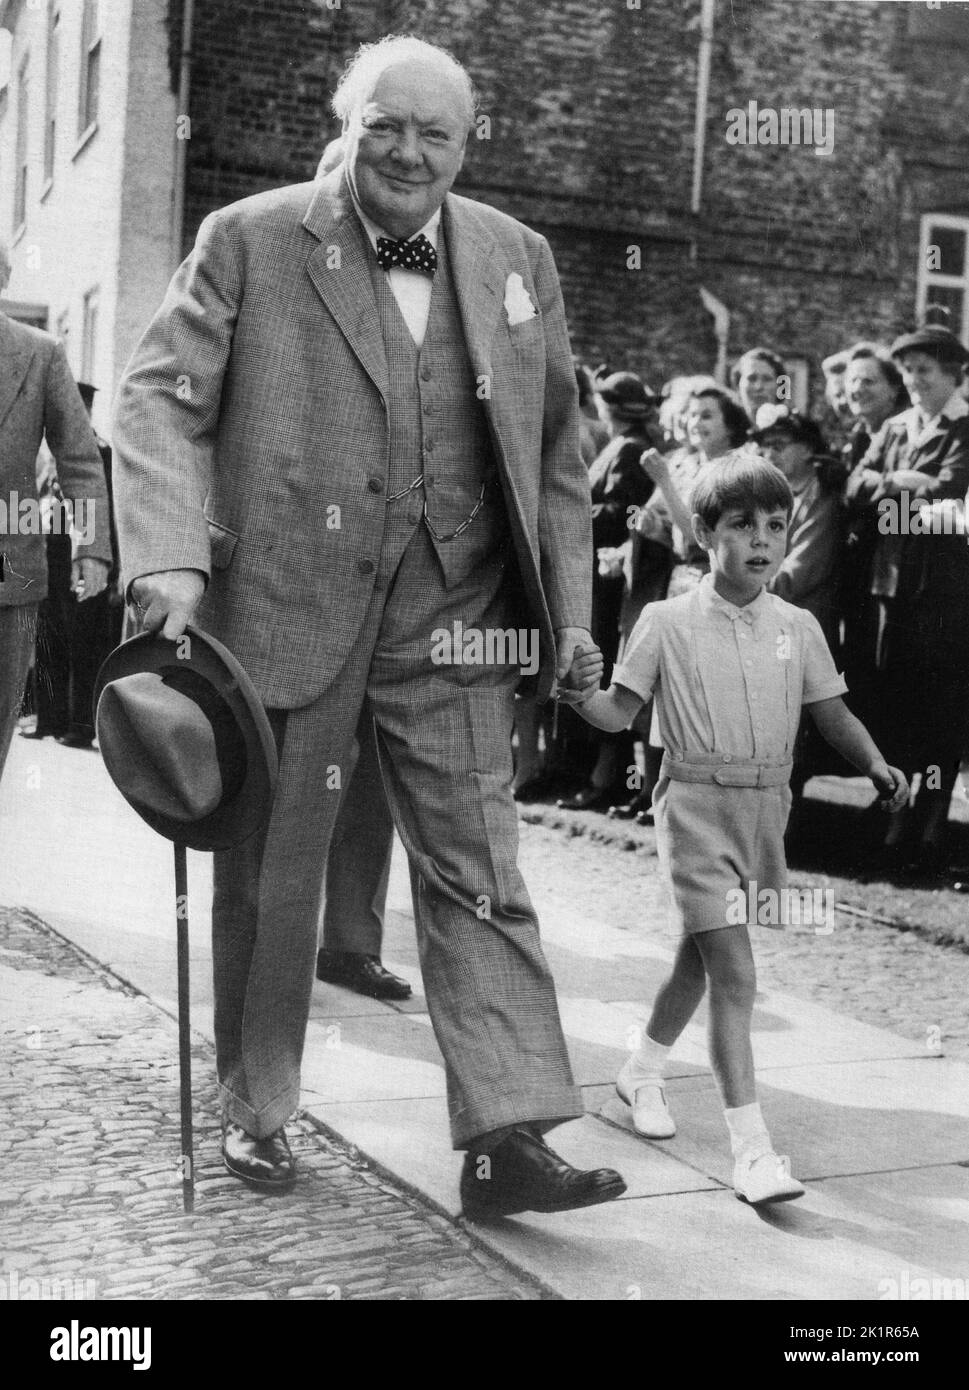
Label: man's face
xmin=844 ymin=357 xmax=895 ymax=425
xmin=344 ymin=61 xmax=469 ymax=239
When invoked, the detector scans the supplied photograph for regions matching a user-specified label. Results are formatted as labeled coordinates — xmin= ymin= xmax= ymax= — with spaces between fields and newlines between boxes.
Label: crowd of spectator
xmin=513 ymin=325 xmax=969 ymax=882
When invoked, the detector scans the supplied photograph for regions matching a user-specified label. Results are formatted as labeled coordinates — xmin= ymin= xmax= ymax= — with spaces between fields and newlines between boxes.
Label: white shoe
xmin=733 ymin=1149 xmax=805 ymax=1205
xmin=616 ymin=1061 xmax=676 ymax=1138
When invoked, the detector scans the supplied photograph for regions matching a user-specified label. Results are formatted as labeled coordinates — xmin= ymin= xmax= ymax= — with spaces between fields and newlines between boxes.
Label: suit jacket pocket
xmin=206 ymin=517 xmax=239 ymax=570
xmin=507 ymin=314 xmax=543 ymax=347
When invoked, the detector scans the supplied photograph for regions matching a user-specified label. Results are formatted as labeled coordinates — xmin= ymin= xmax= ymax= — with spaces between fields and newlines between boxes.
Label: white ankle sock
xmin=624 ymin=1033 xmax=672 ymax=1086
xmin=724 ymin=1101 xmax=771 ymax=1158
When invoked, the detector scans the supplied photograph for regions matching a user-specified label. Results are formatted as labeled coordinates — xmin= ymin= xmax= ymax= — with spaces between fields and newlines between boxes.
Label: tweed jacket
xmin=0 ymin=314 xmax=110 ymax=606
xmin=112 ymin=169 xmax=593 ymax=706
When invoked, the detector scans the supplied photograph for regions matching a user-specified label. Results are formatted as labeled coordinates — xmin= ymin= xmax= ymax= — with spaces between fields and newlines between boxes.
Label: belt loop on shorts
xmin=661 ymin=753 xmax=793 ymax=789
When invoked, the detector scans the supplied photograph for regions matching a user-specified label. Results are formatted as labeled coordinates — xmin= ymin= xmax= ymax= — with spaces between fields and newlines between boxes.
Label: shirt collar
xmin=907 ymin=391 xmax=969 ymax=438
xmin=698 ymin=573 xmax=771 ymax=627
xmin=349 ymin=186 xmax=442 ymax=254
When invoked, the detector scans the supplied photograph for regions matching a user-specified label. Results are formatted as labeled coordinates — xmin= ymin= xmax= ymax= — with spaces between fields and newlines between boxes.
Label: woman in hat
xmin=557 ymin=371 xmax=658 ymax=810
xmin=839 ymin=344 xmax=910 ymax=736
xmin=844 ymin=324 xmax=969 ymax=875
xmin=751 ymin=405 xmax=842 ymax=645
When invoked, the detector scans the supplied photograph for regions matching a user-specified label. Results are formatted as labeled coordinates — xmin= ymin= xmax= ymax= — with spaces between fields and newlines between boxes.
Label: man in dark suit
xmin=113 ymin=36 xmax=625 ymax=1217
xmin=0 ymin=244 xmax=111 ymax=779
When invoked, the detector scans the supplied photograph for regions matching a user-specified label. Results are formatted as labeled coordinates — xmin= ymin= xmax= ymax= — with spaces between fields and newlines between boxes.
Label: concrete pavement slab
xmin=306 ymin=1098 xmax=719 ymax=1214
xmin=593 ymin=1054 xmax=969 ymax=1182
xmin=301 ymin=1012 xmax=445 ymax=1103
xmin=464 ymin=1164 xmax=969 ymax=1302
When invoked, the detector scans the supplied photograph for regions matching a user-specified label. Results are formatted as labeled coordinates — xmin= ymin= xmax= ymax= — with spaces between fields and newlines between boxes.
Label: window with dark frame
xmin=77 ymin=0 xmax=100 ymax=139
xmin=917 ymin=215 xmax=969 ymax=344
xmin=81 ymin=285 xmax=98 ymax=381
xmin=44 ymin=4 xmax=59 ymax=184
xmin=14 ymin=56 xmax=28 ymax=231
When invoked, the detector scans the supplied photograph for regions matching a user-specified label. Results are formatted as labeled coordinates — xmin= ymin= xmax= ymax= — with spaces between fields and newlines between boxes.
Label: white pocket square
xmin=504 ymin=272 xmax=538 ymax=326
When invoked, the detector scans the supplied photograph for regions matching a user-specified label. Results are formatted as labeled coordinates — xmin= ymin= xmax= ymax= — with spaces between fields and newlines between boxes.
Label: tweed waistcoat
xmin=365 ymin=228 xmax=504 ymax=586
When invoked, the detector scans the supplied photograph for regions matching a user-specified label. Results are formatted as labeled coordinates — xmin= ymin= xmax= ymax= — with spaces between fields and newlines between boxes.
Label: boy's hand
xmin=556 ymin=644 xmax=604 ymax=704
xmin=871 ymin=763 xmax=909 ymax=812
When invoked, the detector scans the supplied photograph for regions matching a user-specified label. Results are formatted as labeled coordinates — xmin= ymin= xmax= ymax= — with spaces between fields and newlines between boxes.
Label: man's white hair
xmin=332 ymin=34 xmax=477 ymax=131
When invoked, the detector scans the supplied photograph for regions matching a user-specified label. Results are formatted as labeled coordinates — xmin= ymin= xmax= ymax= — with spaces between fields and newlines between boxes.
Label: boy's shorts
xmin=653 ymin=759 xmax=792 ymax=935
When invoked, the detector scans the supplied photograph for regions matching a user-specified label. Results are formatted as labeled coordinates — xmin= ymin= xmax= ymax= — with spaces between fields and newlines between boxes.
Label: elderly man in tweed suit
xmin=0 ymin=243 xmax=110 ymax=779
xmin=113 ymin=36 xmax=625 ymax=1217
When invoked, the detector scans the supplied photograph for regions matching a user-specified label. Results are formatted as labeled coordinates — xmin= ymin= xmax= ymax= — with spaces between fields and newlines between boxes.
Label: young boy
xmin=562 ymin=453 xmax=908 ymax=1204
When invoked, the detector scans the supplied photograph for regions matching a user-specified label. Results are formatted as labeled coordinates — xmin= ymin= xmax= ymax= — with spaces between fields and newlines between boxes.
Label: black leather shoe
xmin=222 ymin=1121 xmax=296 ymax=1189
xmin=557 ymin=785 xmax=611 ymax=811
xmin=55 ymin=731 xmax=94 ymax=749
xmin=460 ymin=1127 xmax=626 ymax=1220
xmin=513 ymin=775 xmax=552 ymax=803
xmin=608 ymin=791 xmax=650 ymax=820
xmin=315 ymin=950 xmax=412 ymax=1001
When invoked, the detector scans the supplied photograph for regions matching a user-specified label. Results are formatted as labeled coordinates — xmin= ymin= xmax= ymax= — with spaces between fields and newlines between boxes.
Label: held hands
xmin=554 ymin=629 xmax=604 ymax=706
xmin=70 ymin=557 xmax=109 ymax=602
xmin=870 ymin=763 xmax=909 ymax=813
xmin=130 ymin=569 xmax=206 ymax=641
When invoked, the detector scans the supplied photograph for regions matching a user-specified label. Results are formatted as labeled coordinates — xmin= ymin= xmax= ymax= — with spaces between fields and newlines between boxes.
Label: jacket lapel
xmin=0 ymin=315 xmax=31 ymax=430
xmin=302 ymin=172 xmax=390 ymax=402
xmin=443 ymin=196 xmax=506 ymax=377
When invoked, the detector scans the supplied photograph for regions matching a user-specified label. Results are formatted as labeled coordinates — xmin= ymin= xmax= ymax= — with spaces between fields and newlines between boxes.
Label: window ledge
xmin=73 ymin=121 xmax=98 ymax=160
xmin=40 ymin=176 xmax=54 ymax=203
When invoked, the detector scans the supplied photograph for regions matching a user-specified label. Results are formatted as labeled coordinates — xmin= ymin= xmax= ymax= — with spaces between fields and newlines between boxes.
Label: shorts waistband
xmin=662 ymin=753 xmax=793 ymax=789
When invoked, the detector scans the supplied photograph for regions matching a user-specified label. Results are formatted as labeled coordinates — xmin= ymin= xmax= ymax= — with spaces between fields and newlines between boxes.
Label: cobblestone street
xmin=0 ymin=908 xmax=544 ymax=1302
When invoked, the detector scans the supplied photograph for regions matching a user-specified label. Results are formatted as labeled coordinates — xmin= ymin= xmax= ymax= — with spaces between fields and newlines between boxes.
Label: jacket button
xmin=421 ymin=366 xmax=432 ymax=381
xmin=358 ymin=559 xmax=375 ymax=576
xmin=368 ymin=478 xmax=384 ymax=493
xmin=407 ymin=510 xmax=420 ymax=525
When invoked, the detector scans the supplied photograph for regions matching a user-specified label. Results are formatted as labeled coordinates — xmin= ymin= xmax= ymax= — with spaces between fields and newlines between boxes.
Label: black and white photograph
xmin=0 ymin=0 xmax=967 ymax=1333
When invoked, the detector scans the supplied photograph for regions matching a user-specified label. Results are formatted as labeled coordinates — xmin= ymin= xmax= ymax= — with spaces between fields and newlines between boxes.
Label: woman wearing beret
xmin=844 ymin=326 xmax=969 ymax=875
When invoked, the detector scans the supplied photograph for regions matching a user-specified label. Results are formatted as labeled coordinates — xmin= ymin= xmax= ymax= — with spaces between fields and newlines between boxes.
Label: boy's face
xmin=694 ymin=505 xmax=789 ymax=606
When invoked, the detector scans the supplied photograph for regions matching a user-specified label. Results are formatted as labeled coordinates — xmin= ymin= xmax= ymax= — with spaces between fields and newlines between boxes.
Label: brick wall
xmin=177 ymin=0 xmax=969 ymax=401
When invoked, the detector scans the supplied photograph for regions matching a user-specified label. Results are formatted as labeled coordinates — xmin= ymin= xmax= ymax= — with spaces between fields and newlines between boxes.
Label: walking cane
xmin=174 ymin=842 xmax=194 ymax=1213
xmin=94 ymin=624 xmax=278 ymax=1220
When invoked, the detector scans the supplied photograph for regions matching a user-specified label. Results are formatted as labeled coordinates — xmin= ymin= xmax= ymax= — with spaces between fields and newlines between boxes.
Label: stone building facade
xmin=175 ymin=0 xmax=969 ymax=403
xmin=4 ymin=0 xmax=969 ymax=411
xmin=0 ymin=0 xmax=177 ymax=436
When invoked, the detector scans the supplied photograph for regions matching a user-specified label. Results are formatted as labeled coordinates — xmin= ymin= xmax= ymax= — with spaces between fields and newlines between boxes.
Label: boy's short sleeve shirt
xmin=612 ymin=576 xmax=847 ymax=761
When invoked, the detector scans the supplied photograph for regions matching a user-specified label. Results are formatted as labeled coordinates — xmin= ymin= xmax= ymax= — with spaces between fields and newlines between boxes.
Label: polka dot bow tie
xmin=375 ymin=233 xmax=438 ymax=276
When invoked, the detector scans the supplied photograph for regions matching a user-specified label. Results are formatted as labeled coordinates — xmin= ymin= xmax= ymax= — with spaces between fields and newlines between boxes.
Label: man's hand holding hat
xmin=131 ymin=568 xmax=206 ymax=640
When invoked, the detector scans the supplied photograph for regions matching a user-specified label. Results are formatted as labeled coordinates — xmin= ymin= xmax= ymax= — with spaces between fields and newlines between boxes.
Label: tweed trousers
xmin=0 ymin=604 xmax=38 ymax=781
xmin=320 ymin=712 xmax=394 ymax=957
xmin=212 ymin=524 xmax=581 ymax=1145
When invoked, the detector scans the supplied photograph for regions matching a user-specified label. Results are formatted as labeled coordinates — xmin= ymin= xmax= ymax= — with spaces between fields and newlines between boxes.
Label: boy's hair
xmin=690 ymin=449 xmax=794 ymax=529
